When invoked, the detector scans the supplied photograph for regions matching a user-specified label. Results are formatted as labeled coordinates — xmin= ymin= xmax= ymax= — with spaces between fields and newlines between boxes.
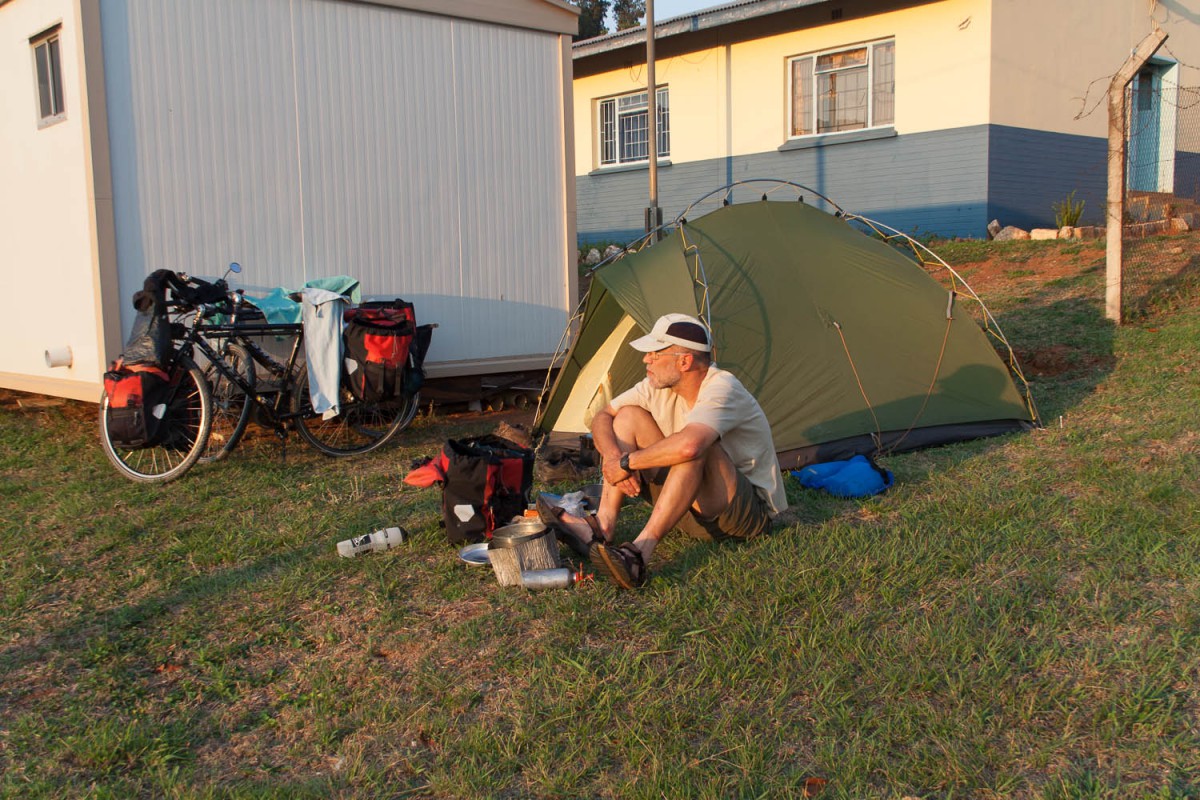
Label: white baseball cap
xmin=629 ymin=313 xmax=712 ymax=353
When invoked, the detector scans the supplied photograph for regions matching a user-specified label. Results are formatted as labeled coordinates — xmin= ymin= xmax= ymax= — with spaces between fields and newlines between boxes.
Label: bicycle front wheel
xmin=200 ymin=343 xmax=254 ymax=463
xmin=100 ymin=356 xmax=212 ymax=483
xmin=291 ymin=369 xmax=416 ymax=456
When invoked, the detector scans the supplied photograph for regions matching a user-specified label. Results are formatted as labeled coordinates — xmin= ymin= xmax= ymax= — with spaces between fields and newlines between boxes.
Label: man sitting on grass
xmin=544 ymin=313 xmax=787 ymax=588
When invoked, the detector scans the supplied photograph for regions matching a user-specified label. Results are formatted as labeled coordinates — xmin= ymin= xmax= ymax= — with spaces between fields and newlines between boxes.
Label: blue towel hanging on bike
xmin=251 ymin=276 xmax=361 ymax=324
xmin=302 ymin=288 xmax=350 ymax=418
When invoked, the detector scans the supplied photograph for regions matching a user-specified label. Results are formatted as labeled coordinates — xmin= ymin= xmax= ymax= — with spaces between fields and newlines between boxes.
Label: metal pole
xmin=645 ymin=0 xmax=660 ymax=238
xmin=1106 ymin=28 xmax=1167 ymax=324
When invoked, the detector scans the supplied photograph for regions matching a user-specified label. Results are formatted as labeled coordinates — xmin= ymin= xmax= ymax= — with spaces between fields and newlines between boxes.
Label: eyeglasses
xmin=646 ymin=349 xmax=690 ymax=363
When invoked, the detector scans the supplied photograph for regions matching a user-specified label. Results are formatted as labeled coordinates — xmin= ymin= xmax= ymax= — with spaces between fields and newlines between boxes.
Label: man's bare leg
xmin=628 ymin=441 xmax=739 ymax=563
xmin=555 ymin=406 xmax=740 ymax=564
xmin=553 ymin=406 xmax=665 ymax=548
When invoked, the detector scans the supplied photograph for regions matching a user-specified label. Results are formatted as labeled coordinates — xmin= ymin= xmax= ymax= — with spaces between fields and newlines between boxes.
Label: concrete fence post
xmin=1106 ymin=28 xmax=1168 ymax=324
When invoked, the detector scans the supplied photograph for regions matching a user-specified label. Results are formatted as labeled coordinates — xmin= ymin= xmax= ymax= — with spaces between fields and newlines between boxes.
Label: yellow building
xmin=573 ymin=0 xmax=1200 ymax=242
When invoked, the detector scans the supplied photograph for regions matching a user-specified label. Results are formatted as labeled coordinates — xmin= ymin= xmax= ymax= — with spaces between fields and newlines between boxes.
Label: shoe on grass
xmin=590 ymin=541 xmax=646 ymax=589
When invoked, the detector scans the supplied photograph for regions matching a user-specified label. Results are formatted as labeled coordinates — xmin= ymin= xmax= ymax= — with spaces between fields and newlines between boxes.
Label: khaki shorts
xmin=641 ymin=465 xmax=772 ymax=542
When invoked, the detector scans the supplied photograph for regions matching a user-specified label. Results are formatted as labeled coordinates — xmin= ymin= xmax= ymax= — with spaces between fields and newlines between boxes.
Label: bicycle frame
xmin=178 ymin=318 xmax=307 ymax=434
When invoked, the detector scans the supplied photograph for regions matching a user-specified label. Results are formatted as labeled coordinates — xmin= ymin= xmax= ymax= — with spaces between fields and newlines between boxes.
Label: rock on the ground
xmin=993 ymin=226 xmax=1030 ymax=241
xmin=603 ymin=244 xmax=623 ymax=259
xmin=583 ymin=248 xmax=601 ymax=266
xmin=1126 ymin=220 xmax=1170 ymax=238
xmin=1030 ymin=228 xmax=1059 ymax=240
xmin=1169 ymin=217 xmax=1190 ymax=233
xmin=987 ymin=219 xmax=1002 ymax=239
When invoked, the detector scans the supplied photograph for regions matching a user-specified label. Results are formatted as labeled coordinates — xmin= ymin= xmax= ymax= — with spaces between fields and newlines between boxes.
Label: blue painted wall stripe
xmin=577 ymin=125 xmax=990 ymax=242
xmin=576 ymin=124 xmax=1115 ymax=244
xmin=987 ymin=125 xmax=1107 ymax=232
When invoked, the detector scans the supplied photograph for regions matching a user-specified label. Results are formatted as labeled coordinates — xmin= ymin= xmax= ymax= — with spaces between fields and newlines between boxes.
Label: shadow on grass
xmin=581 ymin=478 xmax=854 ymax=588
xmin=1124 ymin=249 xmax=1200 ymax=321
xmin=0 ymin=540 xmax=324 ymax=676
xmin=990 ymin=280 xmax=1117 ymax=422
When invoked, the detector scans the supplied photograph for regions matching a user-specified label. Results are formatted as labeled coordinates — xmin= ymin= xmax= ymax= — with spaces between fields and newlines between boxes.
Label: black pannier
xmin=439 ymin=435 xmax=535 ymax=544
xmin=343 ymin=300 xmax=416 ymax=403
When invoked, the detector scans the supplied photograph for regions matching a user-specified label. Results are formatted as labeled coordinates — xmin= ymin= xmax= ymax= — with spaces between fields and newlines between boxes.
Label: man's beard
xmin=648 ymin=371 xmax=680 ymax=390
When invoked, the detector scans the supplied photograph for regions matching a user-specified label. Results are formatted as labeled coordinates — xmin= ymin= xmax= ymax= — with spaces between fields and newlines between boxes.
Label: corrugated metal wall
xmin=101 ymin=0 xmax=568 ymax=368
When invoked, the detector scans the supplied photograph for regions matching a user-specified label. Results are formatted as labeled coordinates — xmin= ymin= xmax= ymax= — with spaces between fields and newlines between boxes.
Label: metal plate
xmin=458 ymin=542 xmax=490 ymax=566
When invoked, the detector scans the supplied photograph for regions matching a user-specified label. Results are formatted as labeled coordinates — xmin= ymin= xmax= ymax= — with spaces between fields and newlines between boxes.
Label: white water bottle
xmin=337 ymin=527 xmax=406 ymax=558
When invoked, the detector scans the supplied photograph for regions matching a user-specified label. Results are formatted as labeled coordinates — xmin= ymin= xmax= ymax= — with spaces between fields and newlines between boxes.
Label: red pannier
xmin=103 ymin=362 xmax=172 ymax=448
xmin=343 ymin=300 xmax=416 ymax=403
xmin=440 ymin=435 xmax=535 ymax=544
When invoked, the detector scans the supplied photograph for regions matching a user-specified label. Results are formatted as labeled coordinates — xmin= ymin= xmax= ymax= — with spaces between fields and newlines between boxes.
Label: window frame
xmin=597 ymin=86 xmax=670 ymax=168
xmin=787 ymin=38 xmax=894 ymax=141
xmin=31 ymin=24 xmax=66 ymax=128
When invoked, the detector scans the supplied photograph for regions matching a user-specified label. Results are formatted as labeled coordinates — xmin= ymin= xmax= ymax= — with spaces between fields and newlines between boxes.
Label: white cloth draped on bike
xmin=301 ymin=288 xmax=349 ymax=419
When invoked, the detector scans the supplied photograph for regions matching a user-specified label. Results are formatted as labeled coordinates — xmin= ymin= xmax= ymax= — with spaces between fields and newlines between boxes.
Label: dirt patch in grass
xmin=960 ymin=253 xmax=1098 ymax=292
xmin=938 ymin=231 xmax=1200 ymax=316
xmin=1012 ymin=344 xmax=1115 ymax=377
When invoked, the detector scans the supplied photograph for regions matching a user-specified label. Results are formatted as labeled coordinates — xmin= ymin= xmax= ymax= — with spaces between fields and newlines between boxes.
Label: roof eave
xmin=572 ymin=0 xmax=836 ymax=58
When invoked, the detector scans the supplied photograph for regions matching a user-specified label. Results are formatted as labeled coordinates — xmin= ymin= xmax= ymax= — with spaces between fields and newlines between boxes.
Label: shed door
xmin=1127 ymin=62 xmax=1178 ymax=194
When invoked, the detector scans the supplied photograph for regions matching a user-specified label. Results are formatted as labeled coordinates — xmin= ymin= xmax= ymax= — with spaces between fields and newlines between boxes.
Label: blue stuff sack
xmin=791 ymin=455 xmax=894 ymax=498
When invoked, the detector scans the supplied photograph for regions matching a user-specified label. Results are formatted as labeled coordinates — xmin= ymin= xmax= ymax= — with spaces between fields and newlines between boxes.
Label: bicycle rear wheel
xmin=200 ymin=343 xmax=254 ymax=462
xmin=100 ymin=355 xmax=212 ymax=483
xmin=291 ymin=369 xmax=416 ymax=456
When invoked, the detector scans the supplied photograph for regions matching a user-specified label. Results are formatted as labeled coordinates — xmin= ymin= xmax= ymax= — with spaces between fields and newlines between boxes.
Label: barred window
xmin=790 ymin=39 xmax=894 ymax=137
xmin=598 ymin=87 xmax=669 ymax=166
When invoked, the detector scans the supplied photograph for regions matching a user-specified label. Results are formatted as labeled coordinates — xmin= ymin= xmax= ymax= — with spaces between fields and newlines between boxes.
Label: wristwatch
xmin=619 ymin=452 xmax=632 ymax=474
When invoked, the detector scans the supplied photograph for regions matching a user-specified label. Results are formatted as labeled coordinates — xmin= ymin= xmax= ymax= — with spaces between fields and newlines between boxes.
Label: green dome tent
xmin=536 ymin=183 xmax=1038 ymax=469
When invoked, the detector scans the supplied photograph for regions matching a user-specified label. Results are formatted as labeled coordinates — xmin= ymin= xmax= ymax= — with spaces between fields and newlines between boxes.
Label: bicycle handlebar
xmin=141 ymin=269 xmax=235 ymax=318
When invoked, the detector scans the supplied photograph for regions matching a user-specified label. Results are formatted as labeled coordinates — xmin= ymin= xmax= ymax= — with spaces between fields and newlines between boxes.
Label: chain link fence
xmin=1120 ymin=84 xmax=1200 ymax=319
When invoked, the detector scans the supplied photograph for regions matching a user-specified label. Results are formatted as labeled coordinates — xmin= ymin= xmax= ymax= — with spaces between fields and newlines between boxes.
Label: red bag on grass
xmin=403 ymin=436 xmax=534 ymax=544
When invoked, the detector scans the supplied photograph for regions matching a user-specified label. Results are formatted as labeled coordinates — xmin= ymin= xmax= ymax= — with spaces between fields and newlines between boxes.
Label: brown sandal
xmin=590 ymin=542 xmax=646 ymax=589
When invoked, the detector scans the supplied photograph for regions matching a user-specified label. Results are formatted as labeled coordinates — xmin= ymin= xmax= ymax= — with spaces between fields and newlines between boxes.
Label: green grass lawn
xmin=2 ymin=244 xmax=1199 ymax=799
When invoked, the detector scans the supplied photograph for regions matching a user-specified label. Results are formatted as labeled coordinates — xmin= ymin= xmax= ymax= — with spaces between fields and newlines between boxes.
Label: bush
xmin=1053 ymin=190 xmax=1085 ymax=228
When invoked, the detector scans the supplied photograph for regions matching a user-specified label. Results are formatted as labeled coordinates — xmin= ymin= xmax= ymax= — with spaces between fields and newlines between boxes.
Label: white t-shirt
xmin=609 ymin=366 xmax=788 ymax=515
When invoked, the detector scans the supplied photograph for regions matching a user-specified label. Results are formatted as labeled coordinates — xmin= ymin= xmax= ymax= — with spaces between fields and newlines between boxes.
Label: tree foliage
xmin=613 ymin=0 xmax=645 ymax=30
xmin=573 ymin=0 xmax=609 ymax=40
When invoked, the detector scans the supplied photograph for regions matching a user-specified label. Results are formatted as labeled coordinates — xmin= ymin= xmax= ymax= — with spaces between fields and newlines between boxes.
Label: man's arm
xmin=591 ymin=405 xmax=639 ymax=493
xmin=592 ymin=404 xmax=719 ymax=494
xmin=625 ymin=422 xmax=719 ymax=471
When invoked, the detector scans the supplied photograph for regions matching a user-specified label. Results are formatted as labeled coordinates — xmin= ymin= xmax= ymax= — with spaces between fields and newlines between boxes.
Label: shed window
xmin=598 ymin=87 xmax=669 ymax=166
xmin=32 ymin=27 xmax=66 ymax=126
xmin=790 ymin=39 xmax=894 ymax=137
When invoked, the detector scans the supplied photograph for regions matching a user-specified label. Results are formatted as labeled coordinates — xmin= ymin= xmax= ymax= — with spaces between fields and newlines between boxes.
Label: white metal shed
xmin=0 ymin=0 xmax=579 ymax=401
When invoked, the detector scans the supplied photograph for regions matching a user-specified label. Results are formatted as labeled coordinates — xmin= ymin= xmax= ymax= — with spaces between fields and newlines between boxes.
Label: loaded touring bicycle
xmin=100 ymin=263 xmax=432 ymax=483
